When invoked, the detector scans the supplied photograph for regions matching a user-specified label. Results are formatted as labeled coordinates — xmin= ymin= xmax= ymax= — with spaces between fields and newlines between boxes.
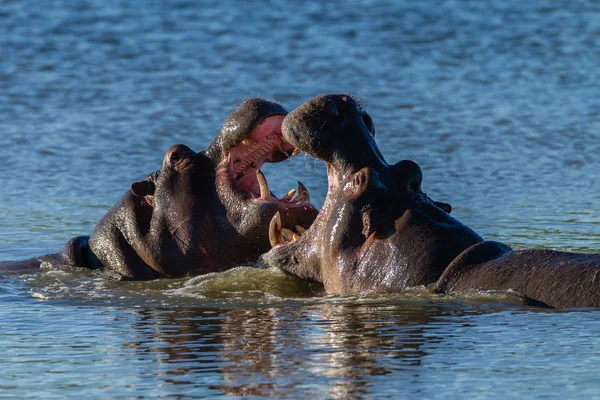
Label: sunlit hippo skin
xmin=262 ymin=94 xmax=483 ymax=293
xmin=262 ymin=94 xmax=600 ymax=308
xmin=50 ymin=99 xmax=318 ymax=280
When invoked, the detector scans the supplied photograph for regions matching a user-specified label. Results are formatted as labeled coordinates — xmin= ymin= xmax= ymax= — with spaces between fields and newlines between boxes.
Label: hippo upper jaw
xmin=280 ymin=93 xmax=387 ymax=173
xmin=216 ymin=114 xmax=311 ymax=205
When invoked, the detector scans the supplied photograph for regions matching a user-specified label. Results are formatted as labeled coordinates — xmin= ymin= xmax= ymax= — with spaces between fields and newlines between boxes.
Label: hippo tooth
xmin=295 ymin=225 xmax=306 ymax=234
xmin=256 ymin=170 xmax=271 ymax=199
xmin=292 ymin=233 xmax=299 ymax=241
xmin=297 ymin=181 xmax=308 ymax=194
xmin=292 ymin=148 xmax=302 ymax=156
xmin=242 ymin=138 xmax=249 ymax=145
xmin=293 ymin=181 xmax=310 ymax=203
xmin=294 ymin=191 xmax=310 ymax=203
xmin=269 ymin=212 xmax=283 ymax=247
xmin=281 ymin=188 xmax=296 ymax=202
xmin=281 ymin=228 xmax=294 ymax=243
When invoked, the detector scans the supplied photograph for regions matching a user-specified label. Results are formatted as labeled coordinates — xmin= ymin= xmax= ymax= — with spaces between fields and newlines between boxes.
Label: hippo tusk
xmin=291 ymin=148 xmax=302 ymax=156
xmin=281 ymin=228 xmax=295 ymax=242
xmin=256 ymin=170 xmax=271 ymax=200
xmin=281 ymin=188 xmax=296 ymax=202
xmin=269 ymin=212 xmax=283 ymax=247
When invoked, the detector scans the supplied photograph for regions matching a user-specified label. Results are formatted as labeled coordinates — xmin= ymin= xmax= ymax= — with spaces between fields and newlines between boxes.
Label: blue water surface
xmin=1 ymin=0 xmax=600 ymax=398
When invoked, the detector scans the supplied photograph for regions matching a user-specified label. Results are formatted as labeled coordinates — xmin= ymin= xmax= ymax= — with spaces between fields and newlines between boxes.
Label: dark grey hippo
xmin=262 ymin=94 xmax=600 ymax=308
xmin=432 ymin=242 xmax=600 ymax=308
xmin=24 ymin=99 xmax=318 ymax=280
xmin=263 ymin=94 xmax=482 ymax=293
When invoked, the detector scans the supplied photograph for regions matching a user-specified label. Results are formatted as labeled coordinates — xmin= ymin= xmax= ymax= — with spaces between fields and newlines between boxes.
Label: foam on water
xmin=7 ymin=262 xmax=546 ymax=311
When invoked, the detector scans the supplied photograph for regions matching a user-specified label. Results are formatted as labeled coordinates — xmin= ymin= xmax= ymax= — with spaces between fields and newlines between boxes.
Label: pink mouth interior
xmin=227 ymin=115 xmax=295 ymax=199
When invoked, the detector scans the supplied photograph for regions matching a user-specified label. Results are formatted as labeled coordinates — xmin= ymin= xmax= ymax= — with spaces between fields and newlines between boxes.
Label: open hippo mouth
xmin=207 ymin=98 xmax=319 ymax=246
xmin=265 ymin=94 xmax=382 ymax=248
xmin=263 ymin=94 xmax=474 ymax=295
xmin=225 ymin=114 xmax=311 ymax=207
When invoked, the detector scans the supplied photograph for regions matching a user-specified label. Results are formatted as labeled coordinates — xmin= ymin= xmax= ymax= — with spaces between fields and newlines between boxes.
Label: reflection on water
xmin=2 ymin=0 xmax=600 ymax=397
xmin=5 ymin=300 xmax=588 ymax=399
xmin=115 ymin=303 xmax=494 ymax=398
xmin=3 ymin=266 xmax=600 ymax=398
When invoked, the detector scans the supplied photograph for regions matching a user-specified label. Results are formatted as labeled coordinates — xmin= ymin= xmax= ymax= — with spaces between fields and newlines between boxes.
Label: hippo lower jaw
xmin=268 ymin=161 xmax=339 ymax=248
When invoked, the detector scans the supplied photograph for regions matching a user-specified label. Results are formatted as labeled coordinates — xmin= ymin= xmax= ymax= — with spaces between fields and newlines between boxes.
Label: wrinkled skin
xmin=34 ymin=99 xmax=318 ymax=280
xmin=83 ymin=145 xmax=224 ymax=279
xmin=262 ymin=94 xmax=482 ymax=293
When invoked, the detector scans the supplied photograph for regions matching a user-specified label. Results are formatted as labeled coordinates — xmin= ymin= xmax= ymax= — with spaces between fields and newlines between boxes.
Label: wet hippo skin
xmin=263 ymin=94 xmax=600 ymax=308
xmin=263 ymin=94 xmax=482 ymax=293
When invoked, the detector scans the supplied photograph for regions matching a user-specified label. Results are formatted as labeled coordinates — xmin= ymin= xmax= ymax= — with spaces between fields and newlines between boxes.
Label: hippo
xmin=262 ymin=94 xmax=482 ymax=293
xmin=29 ymin=99 xmax=318 ymax=280
xmin=263 ymin=94 xmax=600 ymax=308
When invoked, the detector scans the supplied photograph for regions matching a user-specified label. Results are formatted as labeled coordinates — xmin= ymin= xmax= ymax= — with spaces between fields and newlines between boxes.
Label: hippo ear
xmin=344 ymin=167 xmax=387 ymax=204
xmin=434 ymin=201 xmax=452 ymax=214
xmin=130 ymin=180 xmax=155 ymax=198
xmin=390 ymin=160 xmax=423 ymax=192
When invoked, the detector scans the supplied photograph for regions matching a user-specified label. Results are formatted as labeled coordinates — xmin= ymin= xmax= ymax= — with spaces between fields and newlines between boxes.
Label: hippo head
xmin=84 ymin=144 xmax=225 ymax=280
xmin=205 ymin=98 xmax=319 ymax=256
xmin=126 ymin=144 xmax=227 ymax=277
xmin=132 ymin=135 xmax=318 ymax=276
xmin=262 ymin=94 xmax=482 ymax=294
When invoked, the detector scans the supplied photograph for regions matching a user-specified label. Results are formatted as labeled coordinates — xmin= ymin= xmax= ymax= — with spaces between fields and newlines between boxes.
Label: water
xmin=2 ymin=0 xmax=600 ymax=398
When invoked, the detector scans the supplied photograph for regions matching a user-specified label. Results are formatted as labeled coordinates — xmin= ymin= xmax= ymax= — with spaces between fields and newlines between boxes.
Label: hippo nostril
xmin=337 ymin=95 xmax=359 ymax=114
xmin=165 ymin=144 xmax=195 ymax=166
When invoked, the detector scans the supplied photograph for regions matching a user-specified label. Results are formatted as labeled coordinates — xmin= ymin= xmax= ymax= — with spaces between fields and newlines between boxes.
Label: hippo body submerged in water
xmin=36 ymin=99 xmax=318 ymax=280
xmin=263 ymin=94 xmax=600 ymax=308
xmin=432 ymin=242 xmax=600 ymax=308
